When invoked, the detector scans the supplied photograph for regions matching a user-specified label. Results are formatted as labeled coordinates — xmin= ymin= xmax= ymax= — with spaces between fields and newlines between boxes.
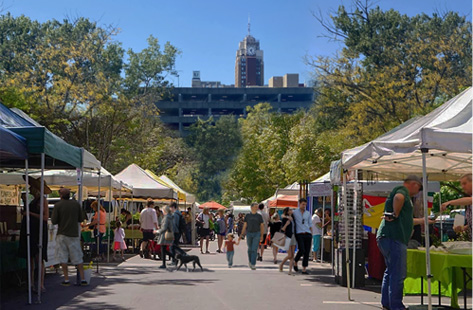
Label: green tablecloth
xmin=123 ymin=229 xmax=143 ymax=240
xmin=405 ymin=249 xmax=472 ymax=308
xmin=0 ymin=241 xmax=26 ymax=274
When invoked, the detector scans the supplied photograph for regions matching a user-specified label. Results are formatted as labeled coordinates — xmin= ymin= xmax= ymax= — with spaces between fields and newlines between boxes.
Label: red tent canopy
xmin=268 ymin=195 xmax=299 ymax=208
xmin=199 ymin=201 xmax=226 ymax=210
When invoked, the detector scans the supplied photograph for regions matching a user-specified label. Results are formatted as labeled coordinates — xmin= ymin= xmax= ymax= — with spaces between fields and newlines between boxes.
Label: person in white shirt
xmin=257 ymin=203 xmax=270 ymax=261
xmin=139 ymin=199 xmax=158 ymax=258
xmin=311 ymin=208 xmax=323 ymax=262
xmin=113 ymin=221 xmax=127 ymax=261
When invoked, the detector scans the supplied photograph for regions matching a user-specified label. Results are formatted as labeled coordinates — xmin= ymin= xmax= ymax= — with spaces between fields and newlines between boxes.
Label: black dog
xmin=175 ymin=253 xmax=203 ymax=272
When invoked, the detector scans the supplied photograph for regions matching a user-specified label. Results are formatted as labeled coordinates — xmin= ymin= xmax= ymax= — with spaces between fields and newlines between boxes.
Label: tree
xmin=186 ymin=115 xmax=242 ymax=202
xmin=0 ymin=14 xmax=186 ymax=177
xmin=309 ymin=3 xmax=472 ymax=146
xmin=225 ymin=103 xmax=301 ymax=202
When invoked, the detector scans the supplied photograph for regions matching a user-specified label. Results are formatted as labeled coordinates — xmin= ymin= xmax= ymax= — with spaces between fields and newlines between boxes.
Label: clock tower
xmin=235 ymin=21 xmax=264 ymax=87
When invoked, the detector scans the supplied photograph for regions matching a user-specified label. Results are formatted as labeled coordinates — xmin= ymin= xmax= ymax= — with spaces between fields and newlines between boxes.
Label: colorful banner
xmin=363 ymin=192 xmax=435 ymax=231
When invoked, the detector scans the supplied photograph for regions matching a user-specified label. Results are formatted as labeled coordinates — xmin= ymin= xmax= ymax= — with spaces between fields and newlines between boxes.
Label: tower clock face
xmin=247 ymin=46 xmax=256 ymax=56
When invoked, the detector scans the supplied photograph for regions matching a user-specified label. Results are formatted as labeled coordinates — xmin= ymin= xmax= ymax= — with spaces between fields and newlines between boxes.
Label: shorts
xmin=218 ymin=232 xmax=226 ymax=236
xmin=290 ymin=234 xmax=297 ymax=246
xmin=114 ymin=241 xmax=127 ymax=250
xmin=312 ymin=235 xmax=321 ymax=252
xmin=56 ymin=234 xmax=83 ymax=265
xmin=199 ymin=228 xmax=210 ymax=237
xmin=142 ymin=230 xmax=155 ymax=241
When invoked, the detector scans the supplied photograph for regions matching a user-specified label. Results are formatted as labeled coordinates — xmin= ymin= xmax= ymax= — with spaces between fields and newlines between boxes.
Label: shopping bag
xmin=271 ymin=232 xmax=286 ymax=247
xmin=275 ymin=237 xmax=291 ymax=252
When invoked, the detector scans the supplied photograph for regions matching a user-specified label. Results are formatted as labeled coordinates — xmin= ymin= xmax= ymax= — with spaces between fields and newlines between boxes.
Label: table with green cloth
xmin=404 ymin=249 xmax=472 ymax=309
xmin=124 ymin=229 xmax=143 ymax=240
xmin=0 ymin=241 xmax=26 ymax=274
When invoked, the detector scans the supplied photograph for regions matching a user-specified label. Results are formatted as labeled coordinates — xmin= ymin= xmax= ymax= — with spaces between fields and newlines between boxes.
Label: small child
xmin=225 ymin=233 xmax=239 ymax=268
xmin=113 ymin=221 xmax=127 ymax=261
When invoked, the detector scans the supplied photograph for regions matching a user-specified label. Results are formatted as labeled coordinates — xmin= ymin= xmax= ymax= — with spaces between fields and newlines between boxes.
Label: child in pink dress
xmin=113 ymin=221 xmax=127 ymax=261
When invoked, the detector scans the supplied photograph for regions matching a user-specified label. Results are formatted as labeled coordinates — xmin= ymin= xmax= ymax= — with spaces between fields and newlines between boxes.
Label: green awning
xmin=9 ymin=127 xmax=82 ymax=169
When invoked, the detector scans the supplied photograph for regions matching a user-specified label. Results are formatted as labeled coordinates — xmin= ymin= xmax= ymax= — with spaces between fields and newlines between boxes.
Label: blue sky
xmin=3 ymin=0 xmax=471 ymax=87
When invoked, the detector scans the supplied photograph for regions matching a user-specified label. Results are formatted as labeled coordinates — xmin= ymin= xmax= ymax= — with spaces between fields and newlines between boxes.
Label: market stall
xmin=0 ymin=102 xmax=102 ymax=303
xmin=114 ymin=164 xmax=177 ymax=251
xmin=338 ymin=87 xmax=472 ymax=308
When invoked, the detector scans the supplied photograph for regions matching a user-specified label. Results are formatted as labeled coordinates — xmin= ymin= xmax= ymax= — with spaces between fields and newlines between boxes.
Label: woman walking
xmin=279 ymin=207 xmax=297 ymax=275
xmin=89 ymin=201 xmax=107 ymax=261
xmin=269 ymin=213 xmax=282 ymax=264
xmin=238 ymin=203 xmax=264 ymax=270
xmin=156 ymin=205 xmax=174 ymax=269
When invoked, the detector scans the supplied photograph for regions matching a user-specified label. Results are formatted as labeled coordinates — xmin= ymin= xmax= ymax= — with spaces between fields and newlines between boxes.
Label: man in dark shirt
xmin=377 ymin=175 xmax=422 ymax=310
xmin=238 ymin=203 xmax=264 ymax=270
xmin=52 ymin=188 xmax=87 ymax=286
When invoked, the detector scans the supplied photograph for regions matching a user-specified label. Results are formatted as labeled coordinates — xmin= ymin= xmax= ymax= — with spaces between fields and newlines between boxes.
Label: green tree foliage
xmin=225 ymin=104 xmax=301 ymax=202
xmin=0 ymin=14 xmax=189 ymax=177
xmin=309 ymin=3 xmax=471 ymax=146
xmin=186 ymin=115 xmax=242 ymax=202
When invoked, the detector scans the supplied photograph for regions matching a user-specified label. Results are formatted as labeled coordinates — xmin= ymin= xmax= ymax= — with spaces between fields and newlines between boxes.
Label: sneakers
xmin=293 ymin=265 xmax=299 ymax=272
xmin=159 ymin=265 xmax=166 ymax=269
xmin=61 ymin=281 xmax=71 ymax=287
xmin=80 ymin=280 xmax=88 ymax=286
xmin=250 ymin=265 xmax=256 ymax=270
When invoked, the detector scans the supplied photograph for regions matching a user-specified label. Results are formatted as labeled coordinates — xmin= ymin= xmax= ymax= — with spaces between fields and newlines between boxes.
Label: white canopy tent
xmin=159 ymin=175 xmax=196 ymax=204
xmin=342 ymin=87 xmax=472 ymax=180
xmin=115 ymin=164 xmax=177 ymax=199
xmin=340 ymin=87 xmax=472 ymax=309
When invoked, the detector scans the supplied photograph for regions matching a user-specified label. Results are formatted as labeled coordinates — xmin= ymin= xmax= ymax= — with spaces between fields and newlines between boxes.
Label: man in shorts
xmin=52 ymin=188 xmax=87 ymax=286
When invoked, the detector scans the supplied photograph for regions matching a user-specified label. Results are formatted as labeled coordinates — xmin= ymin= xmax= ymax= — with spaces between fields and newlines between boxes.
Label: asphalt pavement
xmin=1 ymin=240 xmax=470 ymax=310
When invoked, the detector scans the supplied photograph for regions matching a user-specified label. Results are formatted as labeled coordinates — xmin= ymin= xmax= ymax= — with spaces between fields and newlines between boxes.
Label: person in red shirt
xmin=225 ymin=233 xmax=240 ymax=268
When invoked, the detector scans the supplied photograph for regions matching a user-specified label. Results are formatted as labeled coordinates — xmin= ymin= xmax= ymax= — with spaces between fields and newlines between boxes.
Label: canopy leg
xmin=25 ymin=159 xmax=32 ymax=304
xmin=343 ymin=171 xmax=353 ymax=300
xmin=37 ymin=153 xmax=45 ymax=303
xmin=422 ymin=149 xmax=433 ymax=310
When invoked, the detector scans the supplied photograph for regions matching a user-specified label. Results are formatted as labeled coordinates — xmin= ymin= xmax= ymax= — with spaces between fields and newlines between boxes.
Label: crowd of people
xmin=16 ymin=172 xmax=472 ymax=304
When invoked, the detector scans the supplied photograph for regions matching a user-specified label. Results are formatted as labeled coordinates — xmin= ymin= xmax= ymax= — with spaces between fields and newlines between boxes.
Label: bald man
xmin=52 ymin=188 xmax=88 ymax=286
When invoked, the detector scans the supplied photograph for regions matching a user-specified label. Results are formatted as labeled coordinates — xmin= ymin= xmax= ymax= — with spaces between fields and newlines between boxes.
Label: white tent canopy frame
xmin=340 ymin=87 xmax=472 ymax=310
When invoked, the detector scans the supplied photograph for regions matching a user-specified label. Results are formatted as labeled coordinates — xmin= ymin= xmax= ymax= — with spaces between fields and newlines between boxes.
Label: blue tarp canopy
xmin=0 ymin=125 xmax=28 ymax=162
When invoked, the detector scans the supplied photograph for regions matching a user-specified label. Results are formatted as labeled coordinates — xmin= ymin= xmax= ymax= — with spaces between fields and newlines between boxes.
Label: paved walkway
xmin=1 ymin=241 xmax=470 ymax=309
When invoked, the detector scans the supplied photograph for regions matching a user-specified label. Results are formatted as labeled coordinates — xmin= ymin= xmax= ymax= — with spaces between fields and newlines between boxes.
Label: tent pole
xmin=96 ymin=170 xmax=101 ymax=273
xmin=343 ymin=171 xmax=352 ymax=300
xmin=118 ymin=181 xmax=123 ymax=220
xmin=352 ymin=169 xmax=358 ymax=288
xmin=438 ymin=189 xmax=443 ymax=242
xmin=321 ymin=196 xmax=325 ymax=263
xmin=331 ymin=187 xmax=335 ymax=275
xmin=421 ymin=150 xmax=433 ymax=310
xmin=78 ymin=148 xmax=84 ymax=213
xmin=191 ymin=203 xmax=196 ymax=246
xmin=37 ymin=153 xmax=45 ymax=303
xmin=107 ymin=176 xmax=112 ymax=263
xmin=131 ymin=192 xmax=134 ymax=253
xmin=25 ymin=159 xmax=32 ymax=304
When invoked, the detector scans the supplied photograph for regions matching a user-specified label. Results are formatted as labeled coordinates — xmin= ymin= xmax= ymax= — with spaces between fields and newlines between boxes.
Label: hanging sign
xmin=308 ymin=183 xmax=332 ymax=197
xmin=0 ymin=185 xmax=19 ymax=206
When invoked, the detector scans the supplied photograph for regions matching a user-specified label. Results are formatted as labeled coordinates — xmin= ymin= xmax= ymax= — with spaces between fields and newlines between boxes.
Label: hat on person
xmin=404 ymin=175 xmax=423 ymax=191
xmin=22 ymin=175 xmax=52 ymax=194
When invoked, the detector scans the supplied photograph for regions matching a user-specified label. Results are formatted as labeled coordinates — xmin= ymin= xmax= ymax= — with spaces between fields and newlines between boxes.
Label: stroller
xmin=148 ymin=239 xmax=171 ymax=261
